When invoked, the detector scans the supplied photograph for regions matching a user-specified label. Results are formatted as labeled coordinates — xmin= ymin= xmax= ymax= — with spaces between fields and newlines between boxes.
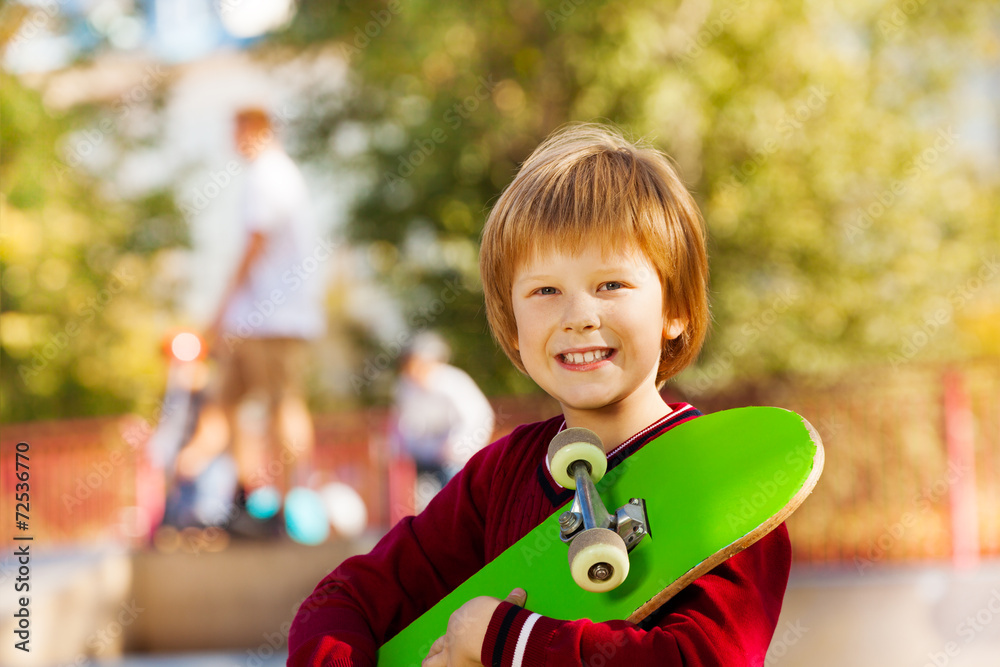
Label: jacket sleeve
xmin=481 ymin=524 xmax=791 ymax=667
xmin=287 ymin=436 xmax=507 ymax=667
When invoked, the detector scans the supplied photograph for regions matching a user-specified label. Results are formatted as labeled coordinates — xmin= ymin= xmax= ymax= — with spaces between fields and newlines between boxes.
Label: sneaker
xmin=246 ymin=485 xmax=282 ymax=520
xmin=283 ymin=487 xmax=330 ymax=546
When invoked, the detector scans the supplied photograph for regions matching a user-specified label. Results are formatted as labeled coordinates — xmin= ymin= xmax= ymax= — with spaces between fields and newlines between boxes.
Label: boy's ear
xmin=663 ymin=317 xmax=687 ymax=341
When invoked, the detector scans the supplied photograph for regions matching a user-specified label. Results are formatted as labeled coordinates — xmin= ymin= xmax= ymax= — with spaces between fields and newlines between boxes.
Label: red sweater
xmin=288 ymin=403 xmax=791 ymax=666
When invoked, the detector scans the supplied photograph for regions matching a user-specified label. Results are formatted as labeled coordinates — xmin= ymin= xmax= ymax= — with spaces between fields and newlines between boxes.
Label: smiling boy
xmin=288 ymin=124 xmax=790 ymax=666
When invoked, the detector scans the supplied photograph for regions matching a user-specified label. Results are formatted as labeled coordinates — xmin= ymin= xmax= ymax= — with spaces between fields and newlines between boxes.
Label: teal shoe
xmin=284 ymin=487 xmax=330 ymax=546
xmin=245 ymin=486 xmax=282 ymax=520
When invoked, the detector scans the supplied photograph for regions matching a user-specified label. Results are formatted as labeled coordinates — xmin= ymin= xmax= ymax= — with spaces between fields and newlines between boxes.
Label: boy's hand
xmin=422 ymin=588 xmax=527 ymax=666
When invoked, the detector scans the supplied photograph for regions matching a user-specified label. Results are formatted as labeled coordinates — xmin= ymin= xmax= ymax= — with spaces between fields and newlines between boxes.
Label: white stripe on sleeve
xmin=512 ymin=613 xmax=542 ymax=667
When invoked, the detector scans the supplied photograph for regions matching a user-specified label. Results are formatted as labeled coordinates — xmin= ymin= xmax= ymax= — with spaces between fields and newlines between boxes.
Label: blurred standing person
xmin=391 ymin=331 xmax=495 ymax=510
xmin=180 ymin=106 xmax=328 ymax=544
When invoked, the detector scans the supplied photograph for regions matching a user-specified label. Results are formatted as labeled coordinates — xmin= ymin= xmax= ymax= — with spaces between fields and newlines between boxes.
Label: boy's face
xmin=234 ymin=119 xmax=253 ymax=158
xmin=511 ymin=243 xmax=686 ymax=416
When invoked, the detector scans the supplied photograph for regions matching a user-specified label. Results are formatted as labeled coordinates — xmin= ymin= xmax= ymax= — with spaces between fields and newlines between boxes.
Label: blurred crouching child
xmin=390 ymin=331 xmax=495 ymax=509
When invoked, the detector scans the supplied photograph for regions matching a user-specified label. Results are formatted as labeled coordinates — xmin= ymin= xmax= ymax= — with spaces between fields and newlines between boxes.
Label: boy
xmin=288 ymin=124 xmax=790 ymax=666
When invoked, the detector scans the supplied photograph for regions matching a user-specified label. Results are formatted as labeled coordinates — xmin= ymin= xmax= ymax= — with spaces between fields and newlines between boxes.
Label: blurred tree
xmin=4 ymin=0 xmax=999 ymax=421
xmin=0 ymin=71 xmax=188 ymax=422
xmin=280 ymin=0 xmax=1000 ymax=398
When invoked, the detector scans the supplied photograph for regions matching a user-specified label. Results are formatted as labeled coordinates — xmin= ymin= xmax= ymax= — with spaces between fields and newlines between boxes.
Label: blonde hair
xmin=235 ymin=107 xmax=272 ymax=131
xmin=479 ymin=123 xmax=709 ymax=386
xmin=234 ymin=107 xmax=274 ymax=153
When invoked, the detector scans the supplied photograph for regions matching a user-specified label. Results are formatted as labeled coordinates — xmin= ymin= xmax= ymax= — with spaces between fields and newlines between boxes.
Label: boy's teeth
xmin=562 ymin=350 xmax=609 ymax=364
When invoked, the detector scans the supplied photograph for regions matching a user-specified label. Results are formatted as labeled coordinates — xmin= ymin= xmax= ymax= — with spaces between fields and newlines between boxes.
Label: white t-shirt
xmin=394 ymin=364 xmax=495 ymax=468
xmin=222 ymin=147 xmax=326 ymax=340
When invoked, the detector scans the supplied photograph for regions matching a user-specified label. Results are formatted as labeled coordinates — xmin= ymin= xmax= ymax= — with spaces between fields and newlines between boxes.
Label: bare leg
xmin=273 ymin=394 xmax=315 ymax=492
xmin=176 ymin=402 xmax=230 ymax=480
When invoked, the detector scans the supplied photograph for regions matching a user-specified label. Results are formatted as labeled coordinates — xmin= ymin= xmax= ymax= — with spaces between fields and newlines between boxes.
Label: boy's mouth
xmin=557 ymin=348 xmax=615 ymax=366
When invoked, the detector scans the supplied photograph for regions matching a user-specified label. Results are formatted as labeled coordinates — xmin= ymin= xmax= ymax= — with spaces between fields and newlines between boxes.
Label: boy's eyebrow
xmin=514 ymin=272 xmax=555 ymax=283
xmin=516 ymin=263 xmax=646 ymax=283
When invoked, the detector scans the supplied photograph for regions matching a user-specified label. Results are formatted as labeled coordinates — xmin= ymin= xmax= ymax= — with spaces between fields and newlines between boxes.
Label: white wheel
xmin=567 ymin=528 xmax=630 ymax=592
xmin=547 ymin=428 xmax=607 ymax=489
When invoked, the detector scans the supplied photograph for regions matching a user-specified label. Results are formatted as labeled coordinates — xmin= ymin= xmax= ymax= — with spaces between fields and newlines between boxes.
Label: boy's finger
xmin=505 ymin=587 xmax=527 ymax=607
xmin=422 ymin=635 xmax=445 ymax=665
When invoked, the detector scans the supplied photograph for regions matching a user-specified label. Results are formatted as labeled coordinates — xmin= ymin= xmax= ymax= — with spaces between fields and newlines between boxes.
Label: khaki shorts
xmin=214 ymin=338 xmax=310 ymax=409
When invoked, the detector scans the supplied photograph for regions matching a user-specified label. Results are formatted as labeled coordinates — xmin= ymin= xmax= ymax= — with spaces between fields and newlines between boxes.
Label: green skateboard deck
xmin=378 ymin=406 xmax=824 ymax=665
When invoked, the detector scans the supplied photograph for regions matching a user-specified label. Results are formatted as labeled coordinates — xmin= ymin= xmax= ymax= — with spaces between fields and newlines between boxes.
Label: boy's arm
xmin=287 ymin=438 xmax=503 ymax=667
xmin=481 ymin=523 xmax=791 ymax=667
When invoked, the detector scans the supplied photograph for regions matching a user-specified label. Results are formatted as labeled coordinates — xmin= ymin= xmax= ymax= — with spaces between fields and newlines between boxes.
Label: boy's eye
xmin=601 ymin=281 xmax=624 ymax=291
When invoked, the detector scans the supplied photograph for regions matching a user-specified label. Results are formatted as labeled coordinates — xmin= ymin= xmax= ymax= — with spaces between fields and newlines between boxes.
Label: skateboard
xmin=377 ymin=406 xmax=824 ymax=665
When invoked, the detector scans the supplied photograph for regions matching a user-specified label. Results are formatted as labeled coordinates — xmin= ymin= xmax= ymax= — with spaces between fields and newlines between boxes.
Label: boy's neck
xmin=560 ymin=389 xmax=674 ymax=454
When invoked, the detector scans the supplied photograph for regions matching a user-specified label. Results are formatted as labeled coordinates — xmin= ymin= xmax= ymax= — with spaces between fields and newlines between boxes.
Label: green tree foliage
xmin=4 ymin=1 xmax=998 ymax=420
xmin=0 ymin=71 xmax=187 ymax=422
xmin=282 ymin=0 xmax=1000 ymax=397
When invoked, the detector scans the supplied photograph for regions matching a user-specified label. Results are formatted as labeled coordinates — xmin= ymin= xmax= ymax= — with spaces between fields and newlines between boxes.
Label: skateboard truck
xmin=547 ymin=428 xmax=651 ymax=592
xmin=557 ymin=482 xmax=649 ymax=551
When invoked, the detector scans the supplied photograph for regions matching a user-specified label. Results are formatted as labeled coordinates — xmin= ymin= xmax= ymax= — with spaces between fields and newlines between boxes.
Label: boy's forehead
xmin=513 ymin=240 xmax=654 ymax=275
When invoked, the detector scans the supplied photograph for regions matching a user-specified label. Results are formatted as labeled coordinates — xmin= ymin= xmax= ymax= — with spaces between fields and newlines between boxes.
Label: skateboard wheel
xmin=547 ymin=428 xmax=607 ymax=489
xmin=567 ymin=528 xmax=629 ymax=592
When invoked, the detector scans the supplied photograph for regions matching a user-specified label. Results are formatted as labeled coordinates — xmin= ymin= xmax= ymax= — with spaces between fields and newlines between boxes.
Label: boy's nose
xmin=562 ymin=296 xmax=600 ymax=332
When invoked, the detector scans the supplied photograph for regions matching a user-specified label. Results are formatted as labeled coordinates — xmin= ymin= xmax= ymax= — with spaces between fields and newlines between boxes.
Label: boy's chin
xmin=550 ymin=389 xmax=620 ymax=414
xmin=541 ymin=376 xmax=662 ymax=416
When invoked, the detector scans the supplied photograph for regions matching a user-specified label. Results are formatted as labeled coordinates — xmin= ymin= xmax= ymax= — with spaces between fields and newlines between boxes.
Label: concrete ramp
xmin=126 ymin=535 xmax=380 ymax=653
xmin=772 ymin=564 xmax=1000 ymax=667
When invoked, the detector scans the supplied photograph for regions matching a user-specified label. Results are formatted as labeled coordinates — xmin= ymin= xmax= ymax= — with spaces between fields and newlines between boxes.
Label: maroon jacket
xmin=288 ymin=403 xmax=791 ymax=666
